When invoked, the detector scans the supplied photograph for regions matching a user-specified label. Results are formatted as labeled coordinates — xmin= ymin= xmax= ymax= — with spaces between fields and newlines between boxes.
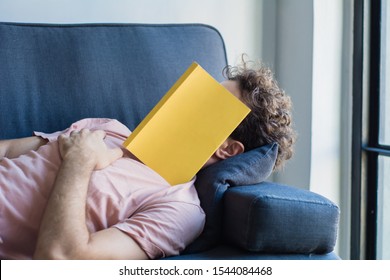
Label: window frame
xmin=351 ymin=0 xmax=389 ymax=260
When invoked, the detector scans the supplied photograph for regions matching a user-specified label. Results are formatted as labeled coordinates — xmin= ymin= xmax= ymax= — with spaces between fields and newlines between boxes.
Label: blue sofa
xmin=0 ymin=22 xmax=340 ymax=260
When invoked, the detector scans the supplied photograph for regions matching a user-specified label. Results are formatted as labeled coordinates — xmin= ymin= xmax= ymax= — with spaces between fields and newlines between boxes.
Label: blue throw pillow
xmin=183 ymin=142 xmax=278 ymax=254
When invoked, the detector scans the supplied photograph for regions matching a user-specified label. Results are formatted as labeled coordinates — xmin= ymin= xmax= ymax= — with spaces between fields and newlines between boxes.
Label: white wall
xmin=262 ymin=0 xmax=315 ymax=190
xmin=312 ymin=0 xmax=343 ymax=203
xmin=311 ymin=0 xmax=352 ymax=259
xmin=0 ymin=0 xmax=261 ymax=65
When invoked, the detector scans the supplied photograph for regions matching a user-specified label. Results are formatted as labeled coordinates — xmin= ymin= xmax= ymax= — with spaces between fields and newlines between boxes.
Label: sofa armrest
xmin=223 ymin=182 xmax=340 ymax=254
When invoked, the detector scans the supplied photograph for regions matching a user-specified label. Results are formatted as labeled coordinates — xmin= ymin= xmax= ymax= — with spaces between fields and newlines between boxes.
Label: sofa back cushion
xmin=0 ymin=23 xmax=227 ymax=139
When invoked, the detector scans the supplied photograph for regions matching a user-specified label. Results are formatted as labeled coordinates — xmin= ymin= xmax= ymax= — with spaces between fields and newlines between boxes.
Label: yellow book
xmin=123 ymin=62 xmax=251 ymax=185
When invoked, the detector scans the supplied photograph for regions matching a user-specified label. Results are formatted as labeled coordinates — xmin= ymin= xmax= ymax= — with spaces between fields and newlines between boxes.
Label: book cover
xmin=123 ymin=62 xmax=250 ymax=185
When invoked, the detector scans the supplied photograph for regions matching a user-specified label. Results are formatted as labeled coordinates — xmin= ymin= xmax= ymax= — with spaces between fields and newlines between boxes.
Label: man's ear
xmin=202 ymin=138 xmax=245 ymax=169
xmin=214 ymin=138 xmax=245 ymax=160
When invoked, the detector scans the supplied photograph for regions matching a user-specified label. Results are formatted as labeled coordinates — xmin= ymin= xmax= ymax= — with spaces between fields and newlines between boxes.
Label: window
xmin=352 ymin=0 xmax=390 ymax=260
xmin=377 ymin=0 xmax=390 ymax=260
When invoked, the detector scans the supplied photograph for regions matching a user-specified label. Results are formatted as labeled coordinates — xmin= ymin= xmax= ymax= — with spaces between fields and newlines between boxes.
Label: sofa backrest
xmin=0 ymin=23 xmax=228 ymax=139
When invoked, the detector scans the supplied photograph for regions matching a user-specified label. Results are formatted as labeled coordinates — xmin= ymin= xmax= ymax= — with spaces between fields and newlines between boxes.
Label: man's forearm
xmin=33 ymin=129 xmax=123 ymax=259
xmin=33 ymin=157 xmax=94 ymax=259
xmin=0 ymin=137 xmax=47 ymax=160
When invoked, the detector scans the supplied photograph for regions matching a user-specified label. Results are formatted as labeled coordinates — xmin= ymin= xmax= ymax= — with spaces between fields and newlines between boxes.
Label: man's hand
xmin=58 ymin=129 xmax=123 ymax=170
xmin=33 ymin=128 xmax=147 ymax=260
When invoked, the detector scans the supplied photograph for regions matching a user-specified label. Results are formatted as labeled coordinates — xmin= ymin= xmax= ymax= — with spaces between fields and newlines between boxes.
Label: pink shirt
xmin=0 ymin=118 xmax=205 ymax=259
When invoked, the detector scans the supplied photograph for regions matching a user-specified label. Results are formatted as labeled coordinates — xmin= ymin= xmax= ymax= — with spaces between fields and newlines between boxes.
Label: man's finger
xmin=70 ymin=130 xmax=80 ymax=137
xmin=109 ymin=148 xmax=124 ymax=162
xmin=95 ymin=148 xmax=123 ymax=170
xmin=93 ymin=130 xmax=106 ymax=140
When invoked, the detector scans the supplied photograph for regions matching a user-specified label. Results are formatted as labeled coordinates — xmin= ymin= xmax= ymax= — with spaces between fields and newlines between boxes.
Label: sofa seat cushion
xmin=223 ymin=182 xmax=340 ymax=254
xmin=165 ymin=245 xmax=341 ymax=260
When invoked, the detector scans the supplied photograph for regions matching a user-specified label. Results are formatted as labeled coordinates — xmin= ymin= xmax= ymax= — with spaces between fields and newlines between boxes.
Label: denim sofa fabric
xmin=224 ymin=183 xmax=340 ymax=254
xmin=0 ymin=22 xmax=340 ymax=259
xmin=0 ymin=23 xmax=227 ymax=139
xmin=184 ymin=143 xmax=278 ymax=253
xmin=165 ymin=246 xmax=341 ymax=260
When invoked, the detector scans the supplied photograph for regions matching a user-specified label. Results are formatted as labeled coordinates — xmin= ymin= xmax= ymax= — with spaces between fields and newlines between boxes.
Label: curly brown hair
xmin=224 ymin=59 xmax=296 ymax=169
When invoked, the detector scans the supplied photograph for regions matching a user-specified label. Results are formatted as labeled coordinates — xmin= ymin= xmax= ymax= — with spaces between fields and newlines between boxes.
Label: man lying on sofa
xmin=0 ymin=61 xmax=296 ymax=260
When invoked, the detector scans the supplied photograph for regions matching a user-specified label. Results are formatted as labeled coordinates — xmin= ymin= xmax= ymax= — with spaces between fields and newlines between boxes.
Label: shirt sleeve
xmin=113 ymin=201 xmax=205 ymax=259
xmin=33 ymin=118 xmax=129 ymax=142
